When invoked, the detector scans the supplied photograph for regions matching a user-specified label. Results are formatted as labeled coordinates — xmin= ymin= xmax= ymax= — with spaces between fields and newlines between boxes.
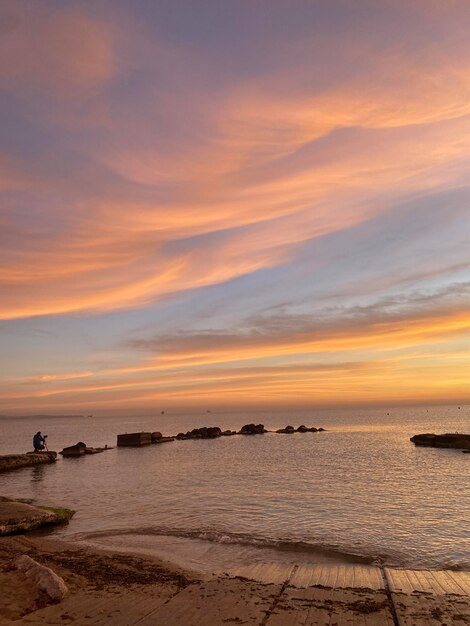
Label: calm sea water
xmin=0 ymin=406 xmax=468 ymax=572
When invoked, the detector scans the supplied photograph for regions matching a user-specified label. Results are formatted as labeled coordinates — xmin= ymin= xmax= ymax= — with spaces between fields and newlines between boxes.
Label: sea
xmin=0 ymin=406 xmax=468 ymax=574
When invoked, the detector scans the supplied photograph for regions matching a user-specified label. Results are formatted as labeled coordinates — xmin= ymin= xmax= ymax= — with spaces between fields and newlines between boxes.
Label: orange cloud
xmin=2 ymin=304 xmax=469 ymax=412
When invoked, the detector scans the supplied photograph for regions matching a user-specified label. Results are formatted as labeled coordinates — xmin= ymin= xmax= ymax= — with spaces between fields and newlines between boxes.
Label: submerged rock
xmin=410 ymin=433 xmax=470 ymax=450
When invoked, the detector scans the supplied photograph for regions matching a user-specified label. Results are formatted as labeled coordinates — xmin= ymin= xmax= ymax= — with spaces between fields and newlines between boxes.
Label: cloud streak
xmin=0 ymin=0 xmax=469 ymax=410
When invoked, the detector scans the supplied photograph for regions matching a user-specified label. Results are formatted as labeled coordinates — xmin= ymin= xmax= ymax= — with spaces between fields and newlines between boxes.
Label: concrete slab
xmin=18 ymin=586 xmax=175 ymax=625
xmin=389 ymin=591 xmax=470 ymax=626
xmin=136 ymin=578 xmax=281 ymax=626
xmin=265 ymin=585 xmax=395 ymax=625
xmin=385 ymin=568 xmax=470 ymax=626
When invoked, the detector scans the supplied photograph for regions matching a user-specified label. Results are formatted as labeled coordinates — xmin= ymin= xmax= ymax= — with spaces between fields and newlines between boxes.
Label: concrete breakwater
xmin=117 ymin=423 xmax=326 ymax=446
xmin=0 ymin=452 xmax=57 ymax=474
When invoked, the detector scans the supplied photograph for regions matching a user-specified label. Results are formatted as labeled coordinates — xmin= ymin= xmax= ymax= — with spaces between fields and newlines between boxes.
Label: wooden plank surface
xmin=385 ymin=568 xmax=470 ymax=595
xmin=229 ymin=561 xmax=295 ymax=584
xmin=386 ymin=568 xmax=470 ymax=626
xmin=289 ymin=564 xmax=384 ymax=590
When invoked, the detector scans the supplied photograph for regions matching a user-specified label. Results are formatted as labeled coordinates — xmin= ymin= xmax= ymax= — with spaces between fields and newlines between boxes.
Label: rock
xmin=175 ymin=427 xmax=223 ymax=440
xmin=318 ymin=428 xmax=326 ymax=431
xmin=153 ymin=436 xmax=175 ymax=444
xmin=276 ymin=425 xmax=323 ymax=433
xmin=15 ymin=554 xmax=68 ymax=601
xmin=221 ymin=430 xmax=237 ymax=436
xmin=0 ymin=498 xmax=74 ymax=535
xmin=0 ymin=452 xmax=57 ymax=473
xmin=177 ymin=427 xmax=223 ymax=439
xmin=151 ymin=431 xmax=163 ymax=442
xmin=239 ymin=423 xmax=266 ymax=435
xmin=277 ymin=425 xmax=295 ymax=434
xmin=60 ymin=442 xmax=86 ymax=457
xmin=117 ymin=432 xmax=152 ymax=447
xmin=410 ymin=433 xmax=470 ymax=450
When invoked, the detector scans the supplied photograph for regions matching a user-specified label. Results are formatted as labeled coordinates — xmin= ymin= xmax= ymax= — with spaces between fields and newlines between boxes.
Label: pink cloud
xmin=0 ymin=1 xmax=115 ymax=96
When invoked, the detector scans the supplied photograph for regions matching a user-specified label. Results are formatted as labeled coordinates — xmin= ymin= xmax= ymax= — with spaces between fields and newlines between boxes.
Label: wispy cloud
xmin=1 ymin=0 xmax=469 ymax=409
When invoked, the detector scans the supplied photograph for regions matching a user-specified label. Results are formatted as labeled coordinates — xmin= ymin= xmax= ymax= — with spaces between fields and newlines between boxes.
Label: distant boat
xmin=87 ymin=414 xmax=93 ymax=418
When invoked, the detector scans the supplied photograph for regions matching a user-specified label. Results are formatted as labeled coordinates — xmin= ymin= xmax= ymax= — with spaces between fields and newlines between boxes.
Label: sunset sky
xmin=1 ymin=0 xmax=470 ymax=414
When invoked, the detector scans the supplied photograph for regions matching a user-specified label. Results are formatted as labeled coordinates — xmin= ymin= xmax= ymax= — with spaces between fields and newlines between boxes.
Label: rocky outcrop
xmin=151 ymin=431 xmax=175 ymax=443
xmin=60 ymin=442 xmax=86 ymax=457
xmin=276 ymin=425 xmax=323 ymax=434
xmin=239 ymin=424 xmax=266 ymax=435
xmin=277 ymin=425 xmax=296 ymax=434
xmin=175 ymin=427 xmax=222 ymax=440
xmin=0 ymin=497 xmax=74 ymax=536
xmin=15 ymin=554 xmax=68 ymax=601
xmin=0 ymin=452 xmax=57 ymax=473
xmin=60 ymin=441 xmax=111 ymax=455
xmin=410 ymin=433 xmax=470 ymax=450
xmin=116 ymin=423 xmax=327 ymax=446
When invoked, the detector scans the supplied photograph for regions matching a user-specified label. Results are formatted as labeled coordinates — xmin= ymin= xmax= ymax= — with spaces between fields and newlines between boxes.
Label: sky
xmin=1 ymin=0 xmax=470 ymax=414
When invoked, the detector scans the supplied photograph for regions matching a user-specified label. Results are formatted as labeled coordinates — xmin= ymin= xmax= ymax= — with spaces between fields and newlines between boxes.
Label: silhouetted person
xmin=33 ymin=431 xmax=46 ymax=452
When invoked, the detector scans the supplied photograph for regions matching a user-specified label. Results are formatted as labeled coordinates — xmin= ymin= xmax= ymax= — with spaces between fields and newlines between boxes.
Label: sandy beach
xmin=1 ymin=531 xmax=469 ymax=625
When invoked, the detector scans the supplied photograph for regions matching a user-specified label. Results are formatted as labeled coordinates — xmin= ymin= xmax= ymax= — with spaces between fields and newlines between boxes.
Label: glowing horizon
xmin=1 ymin=0 xmax=470 ymax=414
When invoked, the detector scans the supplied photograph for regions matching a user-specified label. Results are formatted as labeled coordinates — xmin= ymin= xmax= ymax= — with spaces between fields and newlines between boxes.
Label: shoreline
xmin=1 ymin=532 xmax=469 ymax=624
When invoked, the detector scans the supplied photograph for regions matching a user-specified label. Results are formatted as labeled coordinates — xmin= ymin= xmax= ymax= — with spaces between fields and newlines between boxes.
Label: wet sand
xmin=1 ymin=533 xmax=469 ymax=625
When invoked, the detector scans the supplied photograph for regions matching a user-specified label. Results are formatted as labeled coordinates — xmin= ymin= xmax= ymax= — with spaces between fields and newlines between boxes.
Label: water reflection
xmin=31 ymin=464 xmax=46 ymax=483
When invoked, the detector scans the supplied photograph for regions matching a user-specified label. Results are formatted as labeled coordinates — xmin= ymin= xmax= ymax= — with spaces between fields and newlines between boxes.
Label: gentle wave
xmin=73 ymin=526 xmax=401 ymax=566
